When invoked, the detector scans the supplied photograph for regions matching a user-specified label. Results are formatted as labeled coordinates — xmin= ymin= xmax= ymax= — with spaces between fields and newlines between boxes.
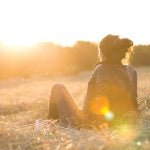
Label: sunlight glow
xmin=105 ymin=111 xmax=114 ymax=121
xmin=0 ymin=0 xmax=150 ymax=47
xmin=118 ymin=124 xmax=138 ymax=141
xmin=90 ymin=97 xmax=109 ymax=115
xmin=3 ymin=39 xmax=36 ymax=47
xmin=90 ymin=96 xmax=114 ymax=121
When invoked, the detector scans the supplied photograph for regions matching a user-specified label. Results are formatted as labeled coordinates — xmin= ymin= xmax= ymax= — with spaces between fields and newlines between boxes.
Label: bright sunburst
xmin=2 ymin=39 xmax=36 ymax=47
xmin=0 ymin=0 xmax=150 ymax=48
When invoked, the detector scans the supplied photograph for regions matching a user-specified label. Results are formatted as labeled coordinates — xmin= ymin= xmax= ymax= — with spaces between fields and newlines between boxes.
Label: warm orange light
xmin=101 ymin=107 xmax=109 ymax=115
xmin=90 ymin=96 xmax=114 ymax=121
xmin=90 ymin=96 xmax=109 ymax=115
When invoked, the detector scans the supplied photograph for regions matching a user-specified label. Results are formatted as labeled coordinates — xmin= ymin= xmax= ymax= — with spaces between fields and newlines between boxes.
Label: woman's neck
xmin=101 ymin=60 xmax=122 ymax=65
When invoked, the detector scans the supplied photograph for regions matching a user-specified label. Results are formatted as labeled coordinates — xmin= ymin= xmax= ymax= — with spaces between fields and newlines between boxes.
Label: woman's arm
xmin=83 ymin=65 xmax=109 ymax=122
xmin=83 ymin=69 xmax=96 ymax=115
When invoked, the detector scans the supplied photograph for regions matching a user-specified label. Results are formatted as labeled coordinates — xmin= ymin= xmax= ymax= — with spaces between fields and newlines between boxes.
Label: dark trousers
xmin=48 ymin=84 xmax=83 ymax=127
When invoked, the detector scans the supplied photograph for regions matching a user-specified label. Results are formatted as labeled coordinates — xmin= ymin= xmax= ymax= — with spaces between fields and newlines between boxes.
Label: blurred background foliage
xmin=0 ymin=41 xmax=150 ymax=79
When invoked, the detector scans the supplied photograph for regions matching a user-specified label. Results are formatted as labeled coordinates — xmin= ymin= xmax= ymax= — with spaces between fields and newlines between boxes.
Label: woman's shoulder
xmin=91 ymin=63 xmax=111 ymax=81
xmin=94 ymin=62 xmax=113 ymax=73
xmin=94 ymin=62 xmax=103 ymax=70
xmin=94 ymin=62 xmax=109 ymax=70
xmin=94 ymin=63 xmax=137 ymax=77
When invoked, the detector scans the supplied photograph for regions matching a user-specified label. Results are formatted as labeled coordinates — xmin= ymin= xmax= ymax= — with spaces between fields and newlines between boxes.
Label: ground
xmin=0 ymin=68 xmax=150 ymax=150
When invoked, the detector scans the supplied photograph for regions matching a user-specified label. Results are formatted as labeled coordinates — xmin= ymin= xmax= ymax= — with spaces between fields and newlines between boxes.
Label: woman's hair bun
xmin=99 ymin=34 xmax=133 ymax=63
xmin=114 ymin=38 xmax=133 ymax=50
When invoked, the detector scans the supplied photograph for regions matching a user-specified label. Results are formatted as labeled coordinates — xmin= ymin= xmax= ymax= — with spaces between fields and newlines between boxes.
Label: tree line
xmin=0 ymin=41 xmax=150 ymax=79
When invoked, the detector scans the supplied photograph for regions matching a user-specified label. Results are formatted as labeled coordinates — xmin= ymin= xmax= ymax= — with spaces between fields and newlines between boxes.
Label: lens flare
xmin=105 ymin=111 xmax=114 ymax=121
xmin=118 ymin=124 xmax=138 ymax=141
xmin=90 ymin=96 xmax=109 ymax=115
xmin=90 ymin=96 xmax=114 ymax=121
xmin=101 ymin=107 xmax=109 ymax=115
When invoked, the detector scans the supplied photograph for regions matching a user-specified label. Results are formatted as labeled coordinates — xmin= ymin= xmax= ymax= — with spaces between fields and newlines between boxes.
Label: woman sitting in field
xmin=48 ymin=34 xmax=139 ymax=128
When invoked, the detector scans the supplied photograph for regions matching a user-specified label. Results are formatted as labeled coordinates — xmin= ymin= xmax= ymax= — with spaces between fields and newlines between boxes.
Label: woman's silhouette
xmin=48 ymin=34 xmax=138 ymax=128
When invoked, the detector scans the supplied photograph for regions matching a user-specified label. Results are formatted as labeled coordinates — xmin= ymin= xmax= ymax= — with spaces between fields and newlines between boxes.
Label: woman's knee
xmin=51 ymin=83 xmax=65 ymax=93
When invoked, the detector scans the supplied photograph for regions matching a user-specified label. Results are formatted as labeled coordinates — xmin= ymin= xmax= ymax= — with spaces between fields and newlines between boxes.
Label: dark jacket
xmin=83 ymin=62 xmax=138 ymax=123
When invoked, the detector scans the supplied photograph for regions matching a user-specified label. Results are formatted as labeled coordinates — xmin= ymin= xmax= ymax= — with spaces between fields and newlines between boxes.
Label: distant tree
xmin=130 ymin=45 xmax=150 ymax=66
xmin=0 ymin=41 xmax=150 ymax=79
xmin=71 ymin=41 xmax=98 ymax=70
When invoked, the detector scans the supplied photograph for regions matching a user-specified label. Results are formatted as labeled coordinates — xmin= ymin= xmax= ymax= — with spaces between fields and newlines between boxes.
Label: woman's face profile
xmin=98 ymin=46 xmax=105 ymax=62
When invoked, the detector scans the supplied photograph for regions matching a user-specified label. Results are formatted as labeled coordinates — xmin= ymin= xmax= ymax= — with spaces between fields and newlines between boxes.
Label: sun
xmin=2 ymin=39 xmax=36 ymax=47
xmin=0 ymin=0 xmax=149 ymax=48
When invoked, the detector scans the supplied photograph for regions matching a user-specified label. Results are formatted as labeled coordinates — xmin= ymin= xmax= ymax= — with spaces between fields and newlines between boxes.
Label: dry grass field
xmin=0 ymin=67 xmax=150 ymax=150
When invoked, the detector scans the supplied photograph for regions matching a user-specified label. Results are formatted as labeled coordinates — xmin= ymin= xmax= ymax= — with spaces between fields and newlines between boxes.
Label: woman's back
xmin=83 ymin=63 xmax=138 ymax=123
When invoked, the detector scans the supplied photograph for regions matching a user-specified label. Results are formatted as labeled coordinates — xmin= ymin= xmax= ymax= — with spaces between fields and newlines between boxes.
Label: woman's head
xmin=98 ymin=34 xmax=133 ymax=64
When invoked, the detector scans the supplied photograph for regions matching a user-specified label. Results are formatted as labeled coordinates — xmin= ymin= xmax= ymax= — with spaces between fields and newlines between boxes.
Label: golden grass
xmin=0 ymin=68 xmax=150 ymax=150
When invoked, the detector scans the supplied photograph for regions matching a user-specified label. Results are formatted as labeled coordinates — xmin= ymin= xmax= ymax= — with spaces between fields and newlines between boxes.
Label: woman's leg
xmin=48 ymin=84 xmax=82 ymax=127
xmin=48 ymin=88 xmax=59 ymax=120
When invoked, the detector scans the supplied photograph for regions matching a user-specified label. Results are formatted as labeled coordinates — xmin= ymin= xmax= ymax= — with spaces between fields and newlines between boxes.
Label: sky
xmin=0 ymin=0 xmax=150 ymax=46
